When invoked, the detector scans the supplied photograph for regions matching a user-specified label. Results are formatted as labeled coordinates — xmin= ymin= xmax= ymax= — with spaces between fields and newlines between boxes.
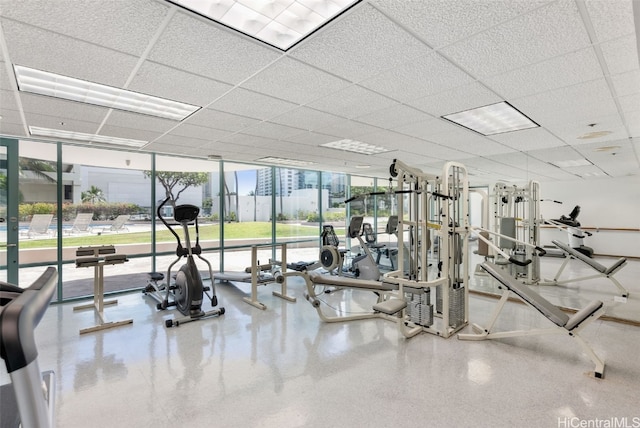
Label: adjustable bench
xmin=549 ymin=240 xmax=628 ymax=297
xmin=459 ymin=262 xmax=605 ymax=378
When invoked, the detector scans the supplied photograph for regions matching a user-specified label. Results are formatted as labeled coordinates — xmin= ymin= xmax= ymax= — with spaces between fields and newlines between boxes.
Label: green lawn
xmin=18 ymin=222 xmax=344 ymax=249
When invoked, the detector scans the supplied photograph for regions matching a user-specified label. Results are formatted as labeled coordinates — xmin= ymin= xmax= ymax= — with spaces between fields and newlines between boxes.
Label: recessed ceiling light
xmin=550 ymin=159 xmax=593 ymax=168
xmin=257 ymin=156 xmax=315 ymax=167
xmin=207 ymin=154 xmax=222 ymax=160
xmin=170 ymin=0 xmax=360 ymax=51
xmin=579 ymin=171 xmax=608 ymax=178
xmin=442 ymin=101 xmax=538 ymax=136
xmin=355 ymin=165 xmax=370 ymax=169
xmin=29 ymin=126 xmax=148 ymax=148
xmin=578 ymin=131 xmax=612 ymax=139
xmin=14 ymin=65 xmax=200 ymax=121
xmin=321 ymin=139 xmax=389 ymax=155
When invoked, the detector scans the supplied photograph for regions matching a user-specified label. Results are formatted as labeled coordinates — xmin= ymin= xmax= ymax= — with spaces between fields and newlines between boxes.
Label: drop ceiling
xmin=0 ymin=0 xmax=639 ymax=184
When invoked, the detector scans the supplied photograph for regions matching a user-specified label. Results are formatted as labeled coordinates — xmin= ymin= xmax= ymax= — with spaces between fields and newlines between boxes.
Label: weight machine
xmin=290 ymin=160 xmax=470 ymax=339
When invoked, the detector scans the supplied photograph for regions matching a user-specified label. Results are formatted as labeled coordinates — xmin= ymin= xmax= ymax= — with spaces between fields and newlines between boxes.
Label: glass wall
xmin=60 ymin=145 xmax=152 ymax=299
xmin=220 ymin=162 xmax=272 ymax=272
xmin=4 ymin=138 xmax=393 ymax=301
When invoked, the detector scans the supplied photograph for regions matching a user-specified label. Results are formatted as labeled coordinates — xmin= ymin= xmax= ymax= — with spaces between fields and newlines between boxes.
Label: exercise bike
xmin=549 ymin=205 xmax=594 ymax=258
xmin=144 ymin=197 xmax=224 ymax=327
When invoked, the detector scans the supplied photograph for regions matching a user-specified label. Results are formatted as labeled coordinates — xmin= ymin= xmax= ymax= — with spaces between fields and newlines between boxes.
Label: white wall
xmin=535 ymin=175 xmax=640 ymax=257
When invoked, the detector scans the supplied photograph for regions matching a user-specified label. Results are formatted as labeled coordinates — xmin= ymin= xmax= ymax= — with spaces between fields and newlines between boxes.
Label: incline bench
xmin=549 ymin=240 xmax=628 ymax=297
xmin=459 ymin=261 xmax=605 ymax=378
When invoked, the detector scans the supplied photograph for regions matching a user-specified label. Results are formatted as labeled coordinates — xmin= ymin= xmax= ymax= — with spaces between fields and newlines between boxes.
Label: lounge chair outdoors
xmin=20 ymin=214 xmax=54 ymax=239
xmin=66 ymin=212 xmax=94 ymax=235
xmin=105 ymin=215 xmax=130 ymax=233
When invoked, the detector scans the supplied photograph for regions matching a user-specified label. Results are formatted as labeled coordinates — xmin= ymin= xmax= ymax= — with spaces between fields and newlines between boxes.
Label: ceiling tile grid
xmin=611 ymin=69 xmax=640 ymax=97
xmin=483 ymin=47 xmax=604 ymax=100
xmin=186 ymin=108 xmax=260 ymax=133
xmin=19 ymin=93 xmax=108 ymax=125
xmin=104 ymin=110 xmax=177 ymax=135
xmin=355 ymin=104 xmax=435 ymax=130
xmin=441 ymin=1 xmax=591 ymax=78
xmin=129 ymin=61 xmax=234 ymax=107
xmin=204 ymin=87 xmax=297 ymax=121
xmin=165 ymin=123 xmax=231 ymax=142
xmin=269 ymin=106 xmax=342 ymax=131
xmin=0 ymin=0 xmax=170 ymax=56
xmin=371 ymin=0 xmax=552 ymax=50
xmin=147 ymin=10 xmax=281 ymax=85
xmin=241 ymin=57 xmax=351 ymax=105
xmin=406 ymin=81 xmax=503 ymax=117
xmin=1 ymin=21 xmax=139 ymax=87
xmin=359 ymin=51 xmax=475 ymax=103
xmin=98 ymin=125 xmax=165 ymax=145
xmin=290 ymin=4 xmax=430 ymax=83
xmin=306 ymin=85 xmax=397 ymax=119
xmin=427 ymin=128 xmax=514 ymax=156
xmin=241 ymin=121 xmax=306 ymax=141
xmin=600 ymin=34 xmax=640 ymax=75
xmin=510 ymin=79 xmax=620 ymax=129
xmin=489 ymin=128 xmax=566 ymax=152
xmin=585 ymin=0 xmax=636 ymax=43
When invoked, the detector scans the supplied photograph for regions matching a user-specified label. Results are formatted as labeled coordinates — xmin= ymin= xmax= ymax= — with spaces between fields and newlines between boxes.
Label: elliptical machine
xmin=144 ymin=196 xmax=224 ymax=327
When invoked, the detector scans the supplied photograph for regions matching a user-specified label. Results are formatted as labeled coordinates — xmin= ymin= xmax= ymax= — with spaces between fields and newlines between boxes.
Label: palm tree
xmin=81 ymin=185 xmax=106 ymax=203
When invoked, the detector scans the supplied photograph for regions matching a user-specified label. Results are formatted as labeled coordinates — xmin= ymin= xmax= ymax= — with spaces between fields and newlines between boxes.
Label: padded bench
xmin=550 ymin=240 xmax=628 ymax=297
xmin=459 ymin=262 xmax=605 ymax=378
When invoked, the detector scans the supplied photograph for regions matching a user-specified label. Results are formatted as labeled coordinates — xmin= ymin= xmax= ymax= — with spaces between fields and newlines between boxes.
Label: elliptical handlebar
xmin=157 ymin=196 xmax=183 ymax=249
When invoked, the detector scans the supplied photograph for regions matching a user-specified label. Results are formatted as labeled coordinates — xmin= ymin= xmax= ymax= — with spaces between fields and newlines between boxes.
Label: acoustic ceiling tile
xmin=314 ymin=119 xmax=381 ymax=139
xmin=307 ymin=85 xmax=397 ymax=119
xmin=0 ymin=62 xmax=13 ymax=90
xmin=611 ymin=70 xmax=640 ymax=97
xmin=129 ymin=62 xmax=233 ymax=107
xmin=417 ymin=142 xmax=470 ymax=161
xmin=283 ymin=130 xmax=340 ymax=147
xmin=489 ymin=128 xmax=566 ymax=151
xmin=525 ymin=145 xmax=583 ymax=163
xmin=393 ymin=117 xmax=460 ymax=140
xmin=407 ymin=82 xmax=502 ymax=117
xmin=625 ymin=111 xmax=640 ymax=135
xmin=0 ymin=122 xmax=25 ymax=137
xmin=241 ymin=57 xmax=351 ymax=105
xmin=371 ymin=0 xmax=551 ymax=49
xmin=208 ymin=88 xmax=297 ymax=121
xmin=484 ymin=48 xmax=603 ymax=99
xmin=585 ymin=0 xmax=636 ymax=44
xmin=549 ymin=114 xmax=628 ymax=146
xmin=0 ymin=0 xmax=169 ymax=56
xmin=290 ymin=4 xmax=428 ymax=83
xmin=441 ymin=1 xmax=591 ymax=78
xmin=600 ymin=34 xmax=640 ymax=75
xmin=1 ymin=21 xmax=139 ymax=87
xmin=24 ymin=112 xmax=101 ymax=136
xmin=242 ymin=122 xmax=306 ymax=140
xmin=187 ymin=108 xmax=260 ymax=132
xmin=148 ymin=11 xmax=281 ymax=85
xmin=20 ymin=93 xmax=108 ymax=124
xmin=356 ymin=104 xmax=435 ymax=130
xmin=618 ymin=93 xmax=640 ymax=114
xmin=98 ymin=125 xmax=165 ymax=144
xmin=359 ymin=52 xmax=474 ymax=103
xmin=0 ymin=89 xmax=18 ymax=112
xmin=104 ymin=110 xmax=177 ymax=134
xmin=269 ymin=106 xmax=341 ymax=131
xmin=511 ymin=79 xmax=617 ymax=127
xmin=167 ymin=123 xmax=231 ymax=142
xmin=428 ymin=129 xmax=514 ymax=156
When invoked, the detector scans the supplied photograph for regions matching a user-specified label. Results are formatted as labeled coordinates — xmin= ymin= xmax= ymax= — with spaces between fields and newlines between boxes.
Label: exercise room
xmin=1 ymin=1 xmax=639 ymax=427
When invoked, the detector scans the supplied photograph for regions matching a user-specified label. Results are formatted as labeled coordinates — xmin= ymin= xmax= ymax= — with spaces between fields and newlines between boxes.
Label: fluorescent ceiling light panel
xmin=321 ymin=139 xmax=389 ymax=155
xmin=14 ymin=65 xmax=200 ymax=121
xmin=550 ymin=159 xmax=593 ymax=168
xmin=170 ymin=0 xmax=359 ymax=51
xmin=257 ymin=156 xmax=315 ymax=166
xmin=29 ymin=126 xmax=148 ymax=148
xmin=442 ymin=101 xmax=538 ymax=136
